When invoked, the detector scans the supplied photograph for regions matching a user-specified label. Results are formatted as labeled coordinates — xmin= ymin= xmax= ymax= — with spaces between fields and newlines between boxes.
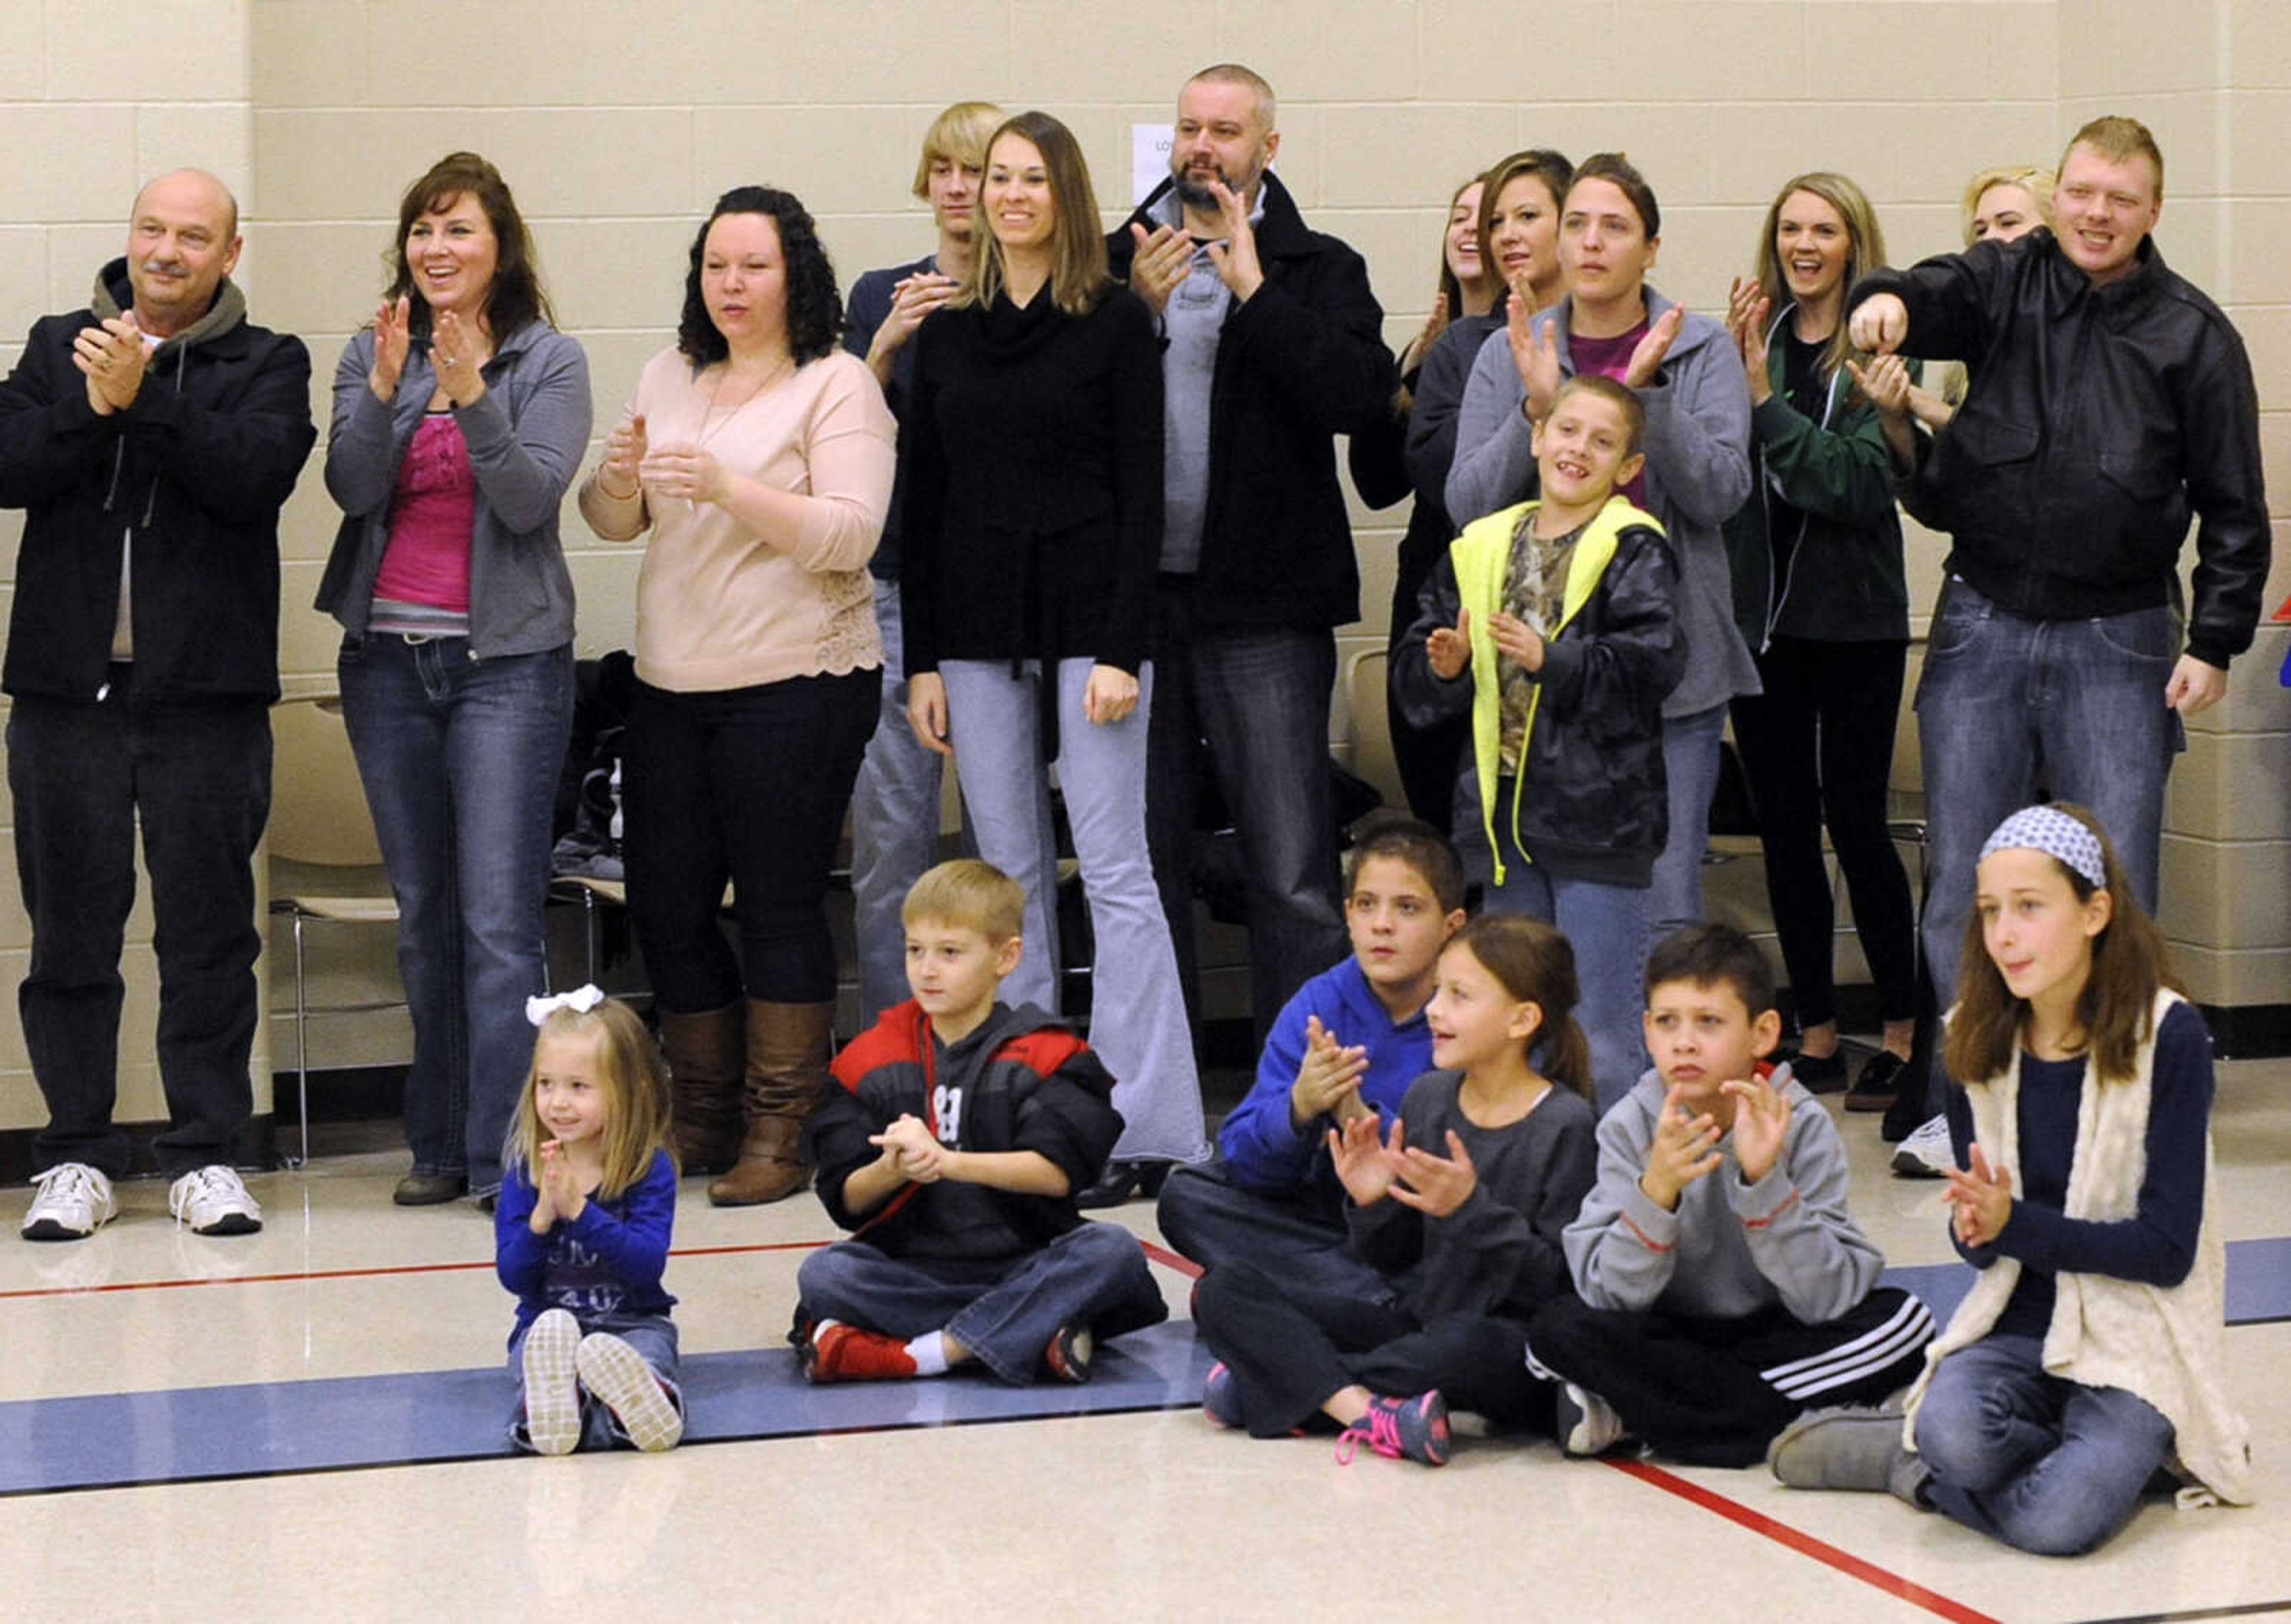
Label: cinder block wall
xmin=1 ymin=0 xmax=2283 ymax=1134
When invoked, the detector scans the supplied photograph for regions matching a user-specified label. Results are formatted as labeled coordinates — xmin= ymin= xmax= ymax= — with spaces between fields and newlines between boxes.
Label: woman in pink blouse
xmin=580 ymin=186 xmax=894 ymax=1207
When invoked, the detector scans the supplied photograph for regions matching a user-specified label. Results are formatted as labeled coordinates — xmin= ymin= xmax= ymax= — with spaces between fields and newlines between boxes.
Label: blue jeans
xmin=1648 ymin=703 xmax=1727 ymax=941
xmin=1915 ymin=579 xmax=2181 ymax=1109
xmin=848 ymin=583 xmax=1054 ymax=1024
xmin=940 ymin=657 xmax=1207 ymax=1163
xmin=1146 ymin=588 xmax=1348 ymax=1043
xmin=1484 ymin=833 xmax=1652 ymax=1113
xmin=505 ymin=1310 xmax=681 ymax=1453
xmin=1915 ymin=1333 xmax=2176 ymax=1555
xmin=339 ymin=635 xmax=573 ymax=1193
xmin=795 ymin=1224 xmax=1169 ymax=1385
xmin=1155 ymin=1161 xmax=1390 ymax=1299
xmin=9 ymin=678 xmax=270 ymax=1178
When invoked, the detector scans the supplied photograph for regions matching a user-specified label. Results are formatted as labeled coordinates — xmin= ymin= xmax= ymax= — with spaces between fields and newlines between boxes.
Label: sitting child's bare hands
xmin=1943 ymin=1143 xmax=2013 ymax=1246
xmin=1329 ymin=1112 xmax=1402 ymax=1206
xmin=870 ymin=1114 xmax=946 ymax=1183
xmin=1640 ymin=1083 xmax=1722 ymax=1211
xmin=1389 ymin=1128 xmax=1480 ymax=1219
xmin=1719 ymin=1073 xmax=1792 ymax=1184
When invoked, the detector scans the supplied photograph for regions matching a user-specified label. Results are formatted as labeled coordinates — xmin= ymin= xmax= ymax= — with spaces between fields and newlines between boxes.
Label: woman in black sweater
xmin=902 ymin=110 xmax=1208 ymax=1182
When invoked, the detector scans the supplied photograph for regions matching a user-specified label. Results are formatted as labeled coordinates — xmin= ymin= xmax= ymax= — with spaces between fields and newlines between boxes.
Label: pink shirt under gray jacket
xmin=578 ymin=347 xmax=895 ymax=694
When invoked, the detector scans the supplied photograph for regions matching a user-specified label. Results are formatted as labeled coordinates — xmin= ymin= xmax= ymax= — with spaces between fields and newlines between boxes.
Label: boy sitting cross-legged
xmin=1523 ymin=922 xmax=1935 ymax=1463
xmin=792 ymin=860 xmax=1168 ymax=1384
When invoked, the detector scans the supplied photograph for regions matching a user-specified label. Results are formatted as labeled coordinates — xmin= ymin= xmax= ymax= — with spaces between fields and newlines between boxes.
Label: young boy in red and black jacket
xmin=793 ymin=860 xmax=1169 ymax=1384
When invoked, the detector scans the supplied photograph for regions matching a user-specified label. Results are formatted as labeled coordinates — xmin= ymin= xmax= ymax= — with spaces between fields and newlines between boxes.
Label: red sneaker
xmin=806 ymin=1321 xmax=918 ymax=1384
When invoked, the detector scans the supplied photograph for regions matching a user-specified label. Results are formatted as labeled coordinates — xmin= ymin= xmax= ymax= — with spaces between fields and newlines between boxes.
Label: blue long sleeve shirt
xmin=495 ymin=1148 xmax=678 ymax=1344
xmin=1218 ymin=957 xmax=1434 ymax=1200
xmin=1947 ymin=1001 xmax=2211 ymax=1338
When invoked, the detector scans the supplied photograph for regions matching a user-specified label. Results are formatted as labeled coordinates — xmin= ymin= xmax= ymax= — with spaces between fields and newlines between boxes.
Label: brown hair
xmin=1473 ymin=149 xmax=1574 ymax=300
xmin=958 ymin=112 xmax=1112 ymax=318
xmin=1564 ymin=153 xmax=1660 ymax=240
xmin=2061 ymin=115 xmax=2164 ymax=198
xmin=1944 ymin=802 xmax=2181 ymax=1086
xmin=508 ymin=998 xmax=675 ymax=1199
xmin=1643 ymin=921 xmax=1778 ymax=1020
xmin=1549 ymin=372 xmax=1646 ymax=455
xmin=1449 ymin=915 xmax=1592 ymax=1101
xmin=903 ymin=858 xmax=1026 ymax=944
xmin=385 ymin=152 xmax=552 ymax=340
xmin=1752 ymin=171 xmax=1887 ymax=379
xmin=912 ymin=101 xmax=1005 ymax=200
xmin=1347 ymin=817 xmax=1466 ymax=915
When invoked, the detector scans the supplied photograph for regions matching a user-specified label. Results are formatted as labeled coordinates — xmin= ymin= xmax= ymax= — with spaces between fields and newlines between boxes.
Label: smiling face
xmin=1775 ymin=187 xmax=1851 ymax=306
xmin=984 ymin=131 xmax=1055 ymax=255
xmin=1346 ymin=854 xmax=1463 ymax=1005
xmin=701 ymin=211 xmax=789 ymax=350
xmin=124 ymin=170 xmax=240 ymax=337
xmin=1170 ymin=76 xmax=1276 ymax=210
xmin=2051 ymin=143 xmax=2160 ymax=285
xmin=1560 ymin=177 xmax=1658 ymax=314
xmin=405 ymin=191 xmax=498 ymax=320
xmin=1976 ymin=845 xmax=2110 ymax=1012
xmin=532 ymin=1029 xmax=613 ymax=1147
xmin=1970 ymin=181 xmax=2043 ymax=244
xmin=1487 ymin=170 xmax=1562 ymax=302
xmin=1445 ymin=180 xmax=1487 ymax=288
xmin=1532 ymin=385 xmax=1642 ymax=512
xmin=1425 ymin=941 xmax=1540 ymax=1073
xmin=1642 ymin=977 xmax=1780 ymax=1110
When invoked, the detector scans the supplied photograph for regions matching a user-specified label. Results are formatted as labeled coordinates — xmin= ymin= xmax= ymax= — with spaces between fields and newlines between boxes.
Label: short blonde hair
xmin=912 ymin=101 xmax=1004 ymax=200
xmin=508 ymin=998 xmax=675 ymax=1199
xmin=902 ymin=859 xmax=1026 ymax=944
xmin=2061 ymin=115 xmax=2163 ymax=197
xmin=1959 ymin=164 xmax=2057 ymax=245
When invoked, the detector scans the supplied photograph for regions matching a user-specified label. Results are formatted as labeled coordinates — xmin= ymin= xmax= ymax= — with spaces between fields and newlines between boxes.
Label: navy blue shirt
xmin=843 ymin=254 xmax=936 ymax=581
xmin=1947 ymin=1000 xmax=2212 ymax=1337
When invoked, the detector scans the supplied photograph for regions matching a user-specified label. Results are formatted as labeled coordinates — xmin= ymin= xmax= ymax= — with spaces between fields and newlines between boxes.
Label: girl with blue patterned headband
xmin=1767 ymin=802 xmax=2252 ymax=1551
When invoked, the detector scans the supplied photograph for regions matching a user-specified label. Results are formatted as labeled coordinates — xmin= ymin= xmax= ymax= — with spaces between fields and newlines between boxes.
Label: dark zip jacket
xmin=1849 ymin=231 xmax=2268 ymax=668
xmin=0 ymin=261 xmax=314 ymax=703
xmin=1721 ymin=304 xmax=1911 ymax=650
xmin=1107 ymin=171 xmax=1394 ymax=632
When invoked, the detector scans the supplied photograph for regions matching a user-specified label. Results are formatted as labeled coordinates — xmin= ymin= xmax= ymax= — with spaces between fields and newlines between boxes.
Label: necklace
xmin=679 ymin=353 xmax=796 ymax=510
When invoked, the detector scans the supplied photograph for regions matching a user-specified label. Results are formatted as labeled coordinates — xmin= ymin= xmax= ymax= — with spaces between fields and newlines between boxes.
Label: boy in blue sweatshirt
xmin=1156 ymin=820 xmax=1465 ymax=1295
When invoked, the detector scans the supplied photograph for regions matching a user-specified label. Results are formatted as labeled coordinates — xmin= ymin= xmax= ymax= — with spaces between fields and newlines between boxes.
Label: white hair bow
xmin=526 ymin=984 xmax=607 ymax=1026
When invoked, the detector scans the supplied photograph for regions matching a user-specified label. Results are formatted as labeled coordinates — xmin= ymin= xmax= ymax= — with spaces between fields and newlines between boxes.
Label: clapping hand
xmin=532 ymin=1140 xmax=588 ymax=1231
xmin=1126 ymin=222 xmax=1193 ymax=317
xmin=597 ymin=412 xmax=649 ymax=501
xmin=73 ymin=313 xmax=149 ymax=415
xmin=1508 ymin=300 xmax=1563 ymax=424
xmin=1328 ymin=1112 xmax=1401 ymax=1206
xmin=1200 ymin=178 xmax=1265 ymax=301
xmin=1622 ymin=304 xmax=1685 ymax=389
xmin=1390 ymin=1128 xmax=1479 ymax=1218
xmin=1719 ymin=1073 xmax=1791 ymax=1185
xmin=1943 ymin=1143 xmax=2012 ymax=1247
xmin=1639 ymin=1083 xmax=1723 ymax=1210
xmin=368 ymin=296 xmax=412 ymax=401
xmin=639 ymin=441 xmax=727 ymax=506
xmin=1725 ymin=277 xmax=1773 ymax=405
xmin=429 ymin=309 xmax=489 ymax=407
xmin=1427 ymin=605 xmax=1471 ymax=681
xmin=1485 ymin=610 xmax=1545 ymax=674
xmin=1847 ymin=353 xmax=1913 ymax=418
xmin=1290 ymin=1014 xmax=1370 ymax=1128
xmin=870 ymin=1113 xmax=946 ymax=1184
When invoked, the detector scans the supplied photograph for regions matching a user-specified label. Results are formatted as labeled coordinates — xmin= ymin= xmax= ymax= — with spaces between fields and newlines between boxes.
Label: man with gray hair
xmin=0 ymin=169 xmax=316 ymax=1240
xmin=1104 ymin=69 xmax=1395 ymax=1209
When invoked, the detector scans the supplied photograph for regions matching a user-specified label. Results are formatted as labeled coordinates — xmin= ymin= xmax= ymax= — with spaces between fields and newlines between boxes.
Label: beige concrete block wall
xmin=1 ymin=0 xmax=2286 ymax=1137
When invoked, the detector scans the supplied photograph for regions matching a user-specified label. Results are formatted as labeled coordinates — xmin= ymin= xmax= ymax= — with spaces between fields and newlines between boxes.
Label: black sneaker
xmin=1784 ymin=1048 xmax=1847 ymax=1092
xmin=1845 ymin=1049 xmax=1907 ymax=1113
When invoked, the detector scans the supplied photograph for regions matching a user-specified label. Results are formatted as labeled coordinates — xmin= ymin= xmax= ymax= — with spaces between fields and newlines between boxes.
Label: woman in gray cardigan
xmin=317 ymin=152 xmax=591 ymax=1209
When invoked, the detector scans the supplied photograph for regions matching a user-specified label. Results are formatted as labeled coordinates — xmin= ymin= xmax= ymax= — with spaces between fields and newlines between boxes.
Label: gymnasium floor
xmin=4 ymin=1060 xmax=2287 ymax=1624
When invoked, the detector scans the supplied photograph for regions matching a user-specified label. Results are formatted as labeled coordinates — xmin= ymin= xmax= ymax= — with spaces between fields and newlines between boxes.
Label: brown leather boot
xmin=708 ymin=1000 xmax=833 ymax=1206
xmin=657 ymin=1002 xmax=745 ymax=1174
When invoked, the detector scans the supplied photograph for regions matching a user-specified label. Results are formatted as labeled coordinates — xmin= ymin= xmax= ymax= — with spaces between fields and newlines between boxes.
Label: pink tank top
xmin=374 ymin=412 xmax=476 ymax=611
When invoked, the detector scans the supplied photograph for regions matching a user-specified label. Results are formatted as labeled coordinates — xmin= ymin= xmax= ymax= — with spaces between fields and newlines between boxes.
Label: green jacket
xmin=1722 ymin=306 xmax=1911 ymax=647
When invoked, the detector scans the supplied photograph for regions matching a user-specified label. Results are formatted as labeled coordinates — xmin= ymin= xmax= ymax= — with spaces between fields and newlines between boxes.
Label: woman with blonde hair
xmin=902 ymin=110 xmax=1209 ymax=1201
xmin=1720 ymin=171 xmax=1919 ymax=1109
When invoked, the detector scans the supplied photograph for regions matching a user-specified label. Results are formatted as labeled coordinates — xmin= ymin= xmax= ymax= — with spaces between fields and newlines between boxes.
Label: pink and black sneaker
xmin=1335 ymin=1390 xmax=1451 ymax=1466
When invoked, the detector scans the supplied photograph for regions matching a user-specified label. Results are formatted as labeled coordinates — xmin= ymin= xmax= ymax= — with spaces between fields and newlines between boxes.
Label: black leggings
xmin=622 ymin=669 xmax=876 ymax=1010
xmin=1728 ymin=635 xmax=1918 ymax=1028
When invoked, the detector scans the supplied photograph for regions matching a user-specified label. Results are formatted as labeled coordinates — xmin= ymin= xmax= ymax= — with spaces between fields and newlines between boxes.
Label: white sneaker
xmin=575 ymin=1332 xmax=684 ymax=1452
xmin=22 ymin=1163 xmax=116 ymax=1241
xmin=1890 ymin=1114 xmax=1956 ymax=1180
xmin=1555 ymin=1382 xmax=1626 ymax=1457
xmin=168 ymin=1165 xmax=263 ymax=1235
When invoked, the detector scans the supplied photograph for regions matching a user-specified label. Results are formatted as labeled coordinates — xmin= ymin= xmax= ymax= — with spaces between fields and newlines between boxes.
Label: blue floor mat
xmin=0 ymin=1321 xmax=1216 ymax=1497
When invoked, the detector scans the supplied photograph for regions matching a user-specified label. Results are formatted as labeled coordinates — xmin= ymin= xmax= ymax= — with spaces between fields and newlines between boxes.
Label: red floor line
xmin=2 ymin=1233 xmax=1193 ymax=1301
xmin=1604 ymin=1457 xmax=2002 ymax=1624
xmin=1138 ymin=1239 xmax=1203 ymax=1278
xmin=0 ymin=1238 xmax=835 ymax=1301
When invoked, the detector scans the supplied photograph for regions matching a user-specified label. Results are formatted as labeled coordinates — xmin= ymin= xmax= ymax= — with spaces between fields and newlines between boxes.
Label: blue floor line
xmin=4 ymin=1238 xmax=2284 ymax=1497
